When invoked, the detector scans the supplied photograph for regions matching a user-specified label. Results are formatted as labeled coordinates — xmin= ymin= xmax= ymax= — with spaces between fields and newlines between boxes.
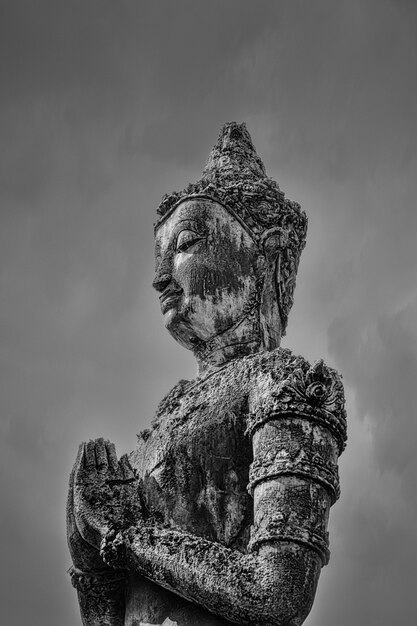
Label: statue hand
xmin=72 ymin=438 xmax=142 ymax=551
xmin=67 ymin=443 xmax=108 ymax=571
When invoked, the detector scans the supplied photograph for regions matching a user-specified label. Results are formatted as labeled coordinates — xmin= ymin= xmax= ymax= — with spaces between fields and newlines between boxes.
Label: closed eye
xmin=176 ymin=230 xmax=205 ymax=253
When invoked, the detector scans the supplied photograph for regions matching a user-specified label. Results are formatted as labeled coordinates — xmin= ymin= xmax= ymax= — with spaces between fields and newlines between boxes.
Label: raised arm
xmin=73 ymin=360 xmax=346 ymax=626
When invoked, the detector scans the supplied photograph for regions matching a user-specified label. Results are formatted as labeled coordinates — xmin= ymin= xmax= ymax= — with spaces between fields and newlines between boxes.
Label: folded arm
xmin=101 ymin=502 xmax=322 ymax=626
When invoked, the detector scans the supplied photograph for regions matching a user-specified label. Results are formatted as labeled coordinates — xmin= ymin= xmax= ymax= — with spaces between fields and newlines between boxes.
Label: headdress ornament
xmin=155 ymin=122 xmax=308 ymax=334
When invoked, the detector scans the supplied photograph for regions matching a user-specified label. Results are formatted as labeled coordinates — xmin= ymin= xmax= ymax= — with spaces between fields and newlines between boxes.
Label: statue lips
xmin=160 ymin=287 xmax=183 ymax=314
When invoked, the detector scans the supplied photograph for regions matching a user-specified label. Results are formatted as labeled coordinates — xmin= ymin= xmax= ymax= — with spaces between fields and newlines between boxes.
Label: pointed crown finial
xmin=202 ymin=122 xmax=266 ymax=182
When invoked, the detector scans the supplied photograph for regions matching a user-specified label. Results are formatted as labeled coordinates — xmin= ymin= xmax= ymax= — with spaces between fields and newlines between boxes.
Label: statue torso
xmin=130 ymin=357 xmax=255 ymax=552
xmin=124 ymin=349 xmax=306 ymax=626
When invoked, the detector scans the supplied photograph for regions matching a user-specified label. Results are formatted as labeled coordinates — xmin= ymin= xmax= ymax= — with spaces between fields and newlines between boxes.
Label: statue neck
xmin=193 ymin=312 xmax=264 ymax=376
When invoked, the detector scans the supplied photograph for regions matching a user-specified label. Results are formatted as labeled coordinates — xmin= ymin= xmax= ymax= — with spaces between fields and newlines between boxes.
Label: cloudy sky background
xmin=1 ymin=1 xmax=416 ymax=624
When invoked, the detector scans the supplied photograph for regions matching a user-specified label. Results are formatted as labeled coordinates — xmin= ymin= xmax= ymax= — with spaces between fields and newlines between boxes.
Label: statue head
xmin=153 ymin=122 xmax=307 ymax=372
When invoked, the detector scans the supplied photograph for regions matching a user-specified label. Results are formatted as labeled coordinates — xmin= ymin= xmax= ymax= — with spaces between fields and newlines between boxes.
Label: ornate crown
xmin=155 ymin=122 xmax=308 ymax=334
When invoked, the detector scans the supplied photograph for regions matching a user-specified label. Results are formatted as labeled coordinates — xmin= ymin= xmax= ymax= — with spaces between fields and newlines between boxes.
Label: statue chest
xmin=131 ymin=378 xmax=253 ymax=551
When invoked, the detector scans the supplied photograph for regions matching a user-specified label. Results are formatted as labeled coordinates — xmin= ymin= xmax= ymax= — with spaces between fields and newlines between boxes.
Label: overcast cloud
xmin=1 ymin=1 xmax=416 ymax=624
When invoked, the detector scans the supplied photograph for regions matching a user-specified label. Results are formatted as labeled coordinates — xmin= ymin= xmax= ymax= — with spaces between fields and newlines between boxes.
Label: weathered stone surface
xmin=67 ymin=122 xmax=347 ymax=626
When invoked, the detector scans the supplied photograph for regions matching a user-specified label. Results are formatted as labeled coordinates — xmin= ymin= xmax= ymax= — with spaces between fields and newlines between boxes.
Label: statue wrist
xmin=68 ymin=565 xmax=127 ymax=597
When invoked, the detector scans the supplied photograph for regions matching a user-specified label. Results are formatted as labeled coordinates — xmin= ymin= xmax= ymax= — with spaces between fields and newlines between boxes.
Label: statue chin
xmin=163 ymin=308 xmax=202 ymax=352
xmin=163 ymin=307 xmax=178 ymax=330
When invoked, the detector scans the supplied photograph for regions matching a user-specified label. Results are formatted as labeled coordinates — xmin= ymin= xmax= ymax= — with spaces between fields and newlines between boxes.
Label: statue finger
xmin=69 ymin=443 xmax=84 ymax=491
xmin=95 ymin=438 xmax=108 ymax=471
xmin=67 ymin=444 xmax=84 ymax=527
xmin=105 ymin=441 xmax=119 ymax=473
xmin=74 ymin=442 xmax=97 ymax=487
xmin=119 ymin=453 xmax=135 ymax=481
xmin=85 ymin=440 xmax=96 ymax=469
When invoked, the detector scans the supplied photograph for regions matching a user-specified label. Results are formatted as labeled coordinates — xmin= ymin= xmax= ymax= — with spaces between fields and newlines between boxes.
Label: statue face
xmin=153 ymin=199 xmax=259 ymax=351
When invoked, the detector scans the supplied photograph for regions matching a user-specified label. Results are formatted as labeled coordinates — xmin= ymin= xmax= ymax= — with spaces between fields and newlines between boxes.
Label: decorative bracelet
xmin=248 ymin=513 xmax=330 ymax=566
xmin=100 ymin=527 xmax=128 ymax=569
xmin=68 ymin=566 xmax=127 ymax=596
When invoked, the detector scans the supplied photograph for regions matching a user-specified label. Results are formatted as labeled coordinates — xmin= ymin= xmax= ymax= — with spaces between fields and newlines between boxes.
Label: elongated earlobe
xmin=259 ymin=228 xmax=290 ymax=348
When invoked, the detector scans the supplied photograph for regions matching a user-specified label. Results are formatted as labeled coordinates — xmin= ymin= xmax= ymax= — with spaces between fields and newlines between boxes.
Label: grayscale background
xmin=1 ymin=1 xmax=416 ymax=624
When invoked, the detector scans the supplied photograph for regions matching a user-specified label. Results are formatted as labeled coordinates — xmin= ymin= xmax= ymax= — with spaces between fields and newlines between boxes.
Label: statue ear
xmin=259 ymin=228 xmax=289 ymax=349
xmin=260 ymin=227 xmax=289 ymax=262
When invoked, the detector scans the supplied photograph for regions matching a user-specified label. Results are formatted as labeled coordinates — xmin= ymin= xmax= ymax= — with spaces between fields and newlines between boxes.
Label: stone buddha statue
xmin=67 ymin=123 xmax=347 ymax=626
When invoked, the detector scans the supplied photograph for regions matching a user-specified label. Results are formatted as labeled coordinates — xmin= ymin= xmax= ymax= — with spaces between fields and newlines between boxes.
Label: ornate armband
xmin=248 ymin=358 xmax=347 ymax=565
xmin=248 ymin=359 xmax=346 ymax=448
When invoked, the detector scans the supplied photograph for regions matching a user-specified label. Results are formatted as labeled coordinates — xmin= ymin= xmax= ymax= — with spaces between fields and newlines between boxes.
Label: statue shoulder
xmin=248 ymin=348 xmax=347 ymax=454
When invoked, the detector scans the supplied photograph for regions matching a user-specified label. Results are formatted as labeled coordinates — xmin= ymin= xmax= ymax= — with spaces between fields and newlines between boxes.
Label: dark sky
xmin=1 ymin=1 xmax=416 ymax=624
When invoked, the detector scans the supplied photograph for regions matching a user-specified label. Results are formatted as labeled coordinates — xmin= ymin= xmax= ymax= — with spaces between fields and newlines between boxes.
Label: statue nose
xmin=152 ymin=273 xmax=172 ymax=293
